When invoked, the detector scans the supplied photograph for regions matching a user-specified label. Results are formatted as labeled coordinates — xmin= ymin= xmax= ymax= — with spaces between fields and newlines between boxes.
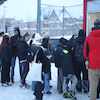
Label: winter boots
xmin=76 ymin=80 xmax=82 ymax=92
xmin=63 ymin=91 xmax=77 ymax=100
xmin=97 ymin=80 xmax=100 ymax=99
xmin=82 ymin=80 xmax=89 ymax=93
xmin=76 ymin=80 xmax=89 ymax=93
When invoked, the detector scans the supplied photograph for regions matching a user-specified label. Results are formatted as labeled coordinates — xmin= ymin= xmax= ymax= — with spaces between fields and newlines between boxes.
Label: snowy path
xmin=0 ymin=58 xmax=99 ymax=100
xmin=0 ymin=81 xmax=89 ymax=100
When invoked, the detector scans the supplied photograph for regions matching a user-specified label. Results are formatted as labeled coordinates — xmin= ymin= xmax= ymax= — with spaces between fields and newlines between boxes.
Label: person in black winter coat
xmin=73 ymin=29 xmax=89 ymax=93
xmin=0 ymin=35 xmax=12 ymax=86
xmin=36 ymin=37 xmax=52 ymax=94
xmin=54 ymin=37 xmax=77 ymax=97
xmin=10 ymin=27 xmax=22 ymax=83
xmin=17 ymin=37 xmax=32 ymax=88
xmin=54 ymin=38 xmax=64 ymax=94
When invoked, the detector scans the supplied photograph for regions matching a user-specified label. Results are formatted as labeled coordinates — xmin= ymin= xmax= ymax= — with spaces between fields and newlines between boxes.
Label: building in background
xmin=0 ymin=10 xmax=82 ymax=37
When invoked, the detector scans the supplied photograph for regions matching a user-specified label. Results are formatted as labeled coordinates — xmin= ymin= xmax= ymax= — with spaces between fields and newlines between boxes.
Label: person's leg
xmin=82 ymin=61 xmax=88 ymax=80
xmin=70 ymin=75 xmax=77 ymax=93
xmin=6 ymin=63 xmax=11 ymax=84
xmin=63 ymin=76 xmax=69 ymax=93
xmin=74 ymin=62 xmax=82 ymax=92
xmin=1 ymin=63 xmax=6 ymax=84
xmin=21 ymin=62 xmax=29 ymax=85
xmin=43 ymin=73 xmax=51 ymax=94
xmin=74 ymin=61 xmax=81 ymax=81
xmin=57 ymin=68 xmax=63 ymax=93
xmin=89 ymin=69 xmax=99 ymax=100
xmin=19 ymin=62 xmax=23 ymax=81
xmin=81 ymin=61 xmax=89 ymax=93
xmin=11 ymin=57 xmax=16 ymax=83
xmin=97 ymin=80 xmax=100 ymax=98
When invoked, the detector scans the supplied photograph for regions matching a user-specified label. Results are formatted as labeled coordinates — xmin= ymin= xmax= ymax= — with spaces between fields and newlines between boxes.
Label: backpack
xmin=74 ymin=43 xmax=84 ymax=62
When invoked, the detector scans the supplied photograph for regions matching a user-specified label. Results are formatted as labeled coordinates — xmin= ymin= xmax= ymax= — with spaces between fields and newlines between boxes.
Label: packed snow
xmin=0 ymin=57 xmax=99 ymax=100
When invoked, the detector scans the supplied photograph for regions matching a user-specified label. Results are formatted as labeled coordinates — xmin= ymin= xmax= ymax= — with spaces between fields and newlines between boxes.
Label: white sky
xmin=0 ymin=0 xmax=83 ymax=21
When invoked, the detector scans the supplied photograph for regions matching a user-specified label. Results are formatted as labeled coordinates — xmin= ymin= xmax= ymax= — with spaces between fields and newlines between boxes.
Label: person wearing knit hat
xmin=94 ymin=19 xmax=100 ymax=29
xmin=0 ymin=32 xmax=4 ymax=36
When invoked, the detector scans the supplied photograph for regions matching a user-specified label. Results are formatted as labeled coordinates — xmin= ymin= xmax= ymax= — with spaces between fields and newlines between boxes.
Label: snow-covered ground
xmin=0 ymin=58 xmax=99 ymax=100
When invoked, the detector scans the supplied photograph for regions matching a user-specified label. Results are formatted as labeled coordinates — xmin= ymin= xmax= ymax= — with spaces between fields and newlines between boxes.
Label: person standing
xmin=10 ymin=27 xmax=21 ymax=83
xmin=0 ymin=35 xmax=12 ymax=86
xmin=84 ymin=19 xmax=100 ymax=100
xmin=74 ymin=29 xmax=89 ymax=93
xmin=17 ymin=36 xmax=32 ymax=88
xmin=36 ymin=37 xmax=52 ymax=94
xmin=54 ymin=38 xmax=64 ymax=94
xmin=54 ymin=37 xmax=77 ymax=99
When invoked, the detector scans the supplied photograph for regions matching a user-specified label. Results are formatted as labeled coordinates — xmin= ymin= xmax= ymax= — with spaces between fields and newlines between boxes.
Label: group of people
xmin=0 ymin=27 xmax=33 ymax=88
xmin=0 ymin=27 xmax=53 ymax=100
xmin=54 ymin=19 xmax=100 ymax=100
xmin=54 ymin=29 xmax=88 ymax=99
xmin=0 ymin=19 xmax=100 ymax=100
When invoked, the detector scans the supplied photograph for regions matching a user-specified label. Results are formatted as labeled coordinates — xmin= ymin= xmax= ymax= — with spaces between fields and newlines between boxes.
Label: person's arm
xmin=83 ymin=38 xmax=89 ymax=69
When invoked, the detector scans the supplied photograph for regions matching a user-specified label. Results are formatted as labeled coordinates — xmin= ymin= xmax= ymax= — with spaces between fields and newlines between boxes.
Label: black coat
xmin=54 ymin=44 xmax=74 ymax=76
xmin=36 ymin=46 xmax=51 ymax=73
xmin=0 ymin=43 xmax=12 ymax=64
xmin=16 ymin=39 xmax=32 ymax=61
xmin=10 ymin=34 xmax=21 ymax=57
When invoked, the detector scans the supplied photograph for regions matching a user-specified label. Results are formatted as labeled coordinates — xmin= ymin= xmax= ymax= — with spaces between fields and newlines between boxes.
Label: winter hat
xmin=0 ymin=32 xmax=4 ymax=37
xmin=94 ymin=19 xmax=100 ymax=29
xmin=59 ymin=37 xmax=68 ymax=46
xmin=78 ymin=29 xmax=84 ymax=36
xmin=42 ymin=37 xmax=49 ymax=48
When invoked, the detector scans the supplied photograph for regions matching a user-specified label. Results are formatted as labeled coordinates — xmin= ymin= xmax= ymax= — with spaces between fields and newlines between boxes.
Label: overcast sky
xmin=0 ymin=0 xmax=83 ymax=21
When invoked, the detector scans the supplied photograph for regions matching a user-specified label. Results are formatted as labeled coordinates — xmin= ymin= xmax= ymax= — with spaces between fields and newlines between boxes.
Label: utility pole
xmin=62 ymin=6 xmax=65 ymax=36
xmin=37 ymin=0 xmax=41 ymax=33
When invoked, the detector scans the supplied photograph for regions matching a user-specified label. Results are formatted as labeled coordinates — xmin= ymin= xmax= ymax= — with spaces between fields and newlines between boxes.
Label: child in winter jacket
xmin=54 ymin=37 xmax=77 ymax=99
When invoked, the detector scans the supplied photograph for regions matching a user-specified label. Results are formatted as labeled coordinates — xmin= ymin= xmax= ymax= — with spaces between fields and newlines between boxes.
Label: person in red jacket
xmin=84 ymin=19 xmax=100 ymax=100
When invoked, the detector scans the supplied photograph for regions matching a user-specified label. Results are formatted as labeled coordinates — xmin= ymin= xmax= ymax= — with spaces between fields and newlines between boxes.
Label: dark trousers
xmin=35 ymin=95 xmax=43 ymax=100
xmin=1 ymin=62 xmax=10 ymax=83
xmin=19 ymin=61 xmax=29 ymax=85
xmin=74 ymin=60 xmax=88 ymax=81
xmin=74 ymin=60 xmax=89 ymax=92
xmin=97 ymin=80 xmax=100 ymax=98
xmin=11 ymin=56 xmax=16 ymax=82
xmin=57 ymin=68 xmax=63 ymax=93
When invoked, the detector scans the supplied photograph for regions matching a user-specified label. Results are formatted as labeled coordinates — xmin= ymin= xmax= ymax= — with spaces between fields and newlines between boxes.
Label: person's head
xmin=14 ymin=27 xmax=21 ymax=36
xmin=0 ymin=32 xmax=4 ymax=37
xmin=59 ymin=37 xmax=68 ymax=47
xmin=78 ymin=29 xmax=85 ymax=37
xmin=42 ymin=37 xmax=49 ymax=48
xmin=0 ymin=32 xmax=4 ymax=45
xmin=2 ymin=35 xmax=10 ymax=45
xmin=23 ymin=32 xmax=30 ymax=42
xmin=94 ymin=19 xmax=100 ymax=29
xmin=32 ymin=33 xmax=35 ymax=39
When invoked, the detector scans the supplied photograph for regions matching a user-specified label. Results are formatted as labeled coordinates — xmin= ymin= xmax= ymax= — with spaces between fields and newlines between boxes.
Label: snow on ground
xmin=0 ymin=58 xmax=100 ymax=100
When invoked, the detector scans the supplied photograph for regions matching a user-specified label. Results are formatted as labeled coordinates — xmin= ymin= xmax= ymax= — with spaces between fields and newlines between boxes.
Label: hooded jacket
xmin=84 ymin=29 xmax=100 ymax=69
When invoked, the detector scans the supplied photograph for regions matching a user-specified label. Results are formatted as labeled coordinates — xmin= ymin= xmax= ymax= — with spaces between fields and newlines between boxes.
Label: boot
xmin=76 ymin=80 xmax=82 ymax=92
xmin=82 ymin=80 xmax=89 ymax=93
